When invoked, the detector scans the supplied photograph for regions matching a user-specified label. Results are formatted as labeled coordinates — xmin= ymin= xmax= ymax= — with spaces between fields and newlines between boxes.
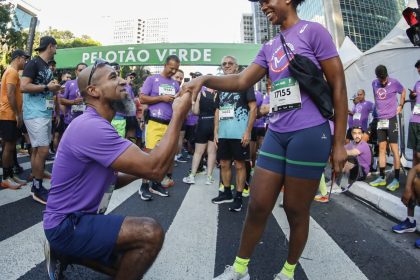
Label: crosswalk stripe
xmin=145 ymin=174 xmax=219 ymax=280
xmin=0 ymin=180 xmax=140 ymax=279
xmin=272 ymin=198 xmax=369 ymax=280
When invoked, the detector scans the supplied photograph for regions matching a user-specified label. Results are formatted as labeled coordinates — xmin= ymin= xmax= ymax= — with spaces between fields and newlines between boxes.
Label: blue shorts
xmin=44 ymin=213 xmax=124 ymax=265
xmin=257 ymin=122 xmax=331 ymax=180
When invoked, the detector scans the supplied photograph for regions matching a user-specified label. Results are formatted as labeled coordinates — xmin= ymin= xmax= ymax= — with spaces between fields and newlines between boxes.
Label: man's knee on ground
xmin=120 ymin=217 xmax=164 ymax=249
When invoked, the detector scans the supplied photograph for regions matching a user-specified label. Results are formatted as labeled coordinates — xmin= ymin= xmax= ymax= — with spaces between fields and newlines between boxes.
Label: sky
xmin=29 ymin=0 xmax=253 ymax=45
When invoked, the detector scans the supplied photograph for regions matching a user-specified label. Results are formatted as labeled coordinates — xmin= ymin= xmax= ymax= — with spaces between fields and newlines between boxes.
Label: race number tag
xmin=97 ymin=184 xmax=115 ymax=214
xmin=159 ymin=84 xmax=176 ymax=96
xmin=71 ymin=104 xmax=86 ymax=113
xmin=353 ymin=113 xmax=361 ymax=120
xmin=219 ymin=105 xmax=235 ymax=120
xmin=45 ymin=98 xmax=54 ymax=110
xmin=377 ymin=119 xmax=389 ymax=130
xmin=270 ymin=77 xmax=302 ymax=113
xmin=414 ymin=104 xmax=420 ymax=115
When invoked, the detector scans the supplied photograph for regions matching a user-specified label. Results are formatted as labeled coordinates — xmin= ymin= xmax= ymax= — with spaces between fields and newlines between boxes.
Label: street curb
xmin=349 ymin=181 xmax=420 ymax=231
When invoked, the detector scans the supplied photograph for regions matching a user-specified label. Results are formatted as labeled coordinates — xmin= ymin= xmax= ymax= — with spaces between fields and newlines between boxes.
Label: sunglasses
xmin=222 ymin=61 xmax=235 ymax=67
xmin=88 ymin=59 xmax=110 ymax=86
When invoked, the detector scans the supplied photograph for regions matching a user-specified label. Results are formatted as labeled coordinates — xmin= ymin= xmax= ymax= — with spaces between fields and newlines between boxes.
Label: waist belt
xmin=149 ymin=116 xmax=170 ymax=125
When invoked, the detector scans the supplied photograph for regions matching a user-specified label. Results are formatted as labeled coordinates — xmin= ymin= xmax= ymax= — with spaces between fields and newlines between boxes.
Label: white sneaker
xmin=213 ymin=265 xmax=250 ymax=280
xmin=206 ymin=175 xmax=214 ymax=185
xmin=182 ymin=174 xmax=195 ymax=184
xmin=274 ymin=272 xmax=294 ymax=280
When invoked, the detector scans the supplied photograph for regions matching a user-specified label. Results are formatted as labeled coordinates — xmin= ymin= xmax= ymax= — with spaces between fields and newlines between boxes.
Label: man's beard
xmin=110 ymin=95 xmax=136 ymax=115
xmin=354 ymin=138 xmax=361 ymax=144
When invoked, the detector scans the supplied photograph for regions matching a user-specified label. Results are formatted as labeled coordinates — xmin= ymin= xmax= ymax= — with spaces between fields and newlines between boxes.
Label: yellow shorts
xmin=111 ymin=119 xmax=126 ymax=138
xmin=145 ymin=120 xmax=168 ymax=149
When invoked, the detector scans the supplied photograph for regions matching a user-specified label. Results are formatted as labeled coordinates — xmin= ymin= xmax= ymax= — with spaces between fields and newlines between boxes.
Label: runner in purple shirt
xmin=369 ymin=65 xmax=406 ymax=192
xmin=139 ymin=55 xmax=180 ymax=197
xmin=345 ymin=127 xmax=372 ymax=179
xmin=392 ymin=60 xmax=420 ymax=248
xmin=250 ymin=90 xmax=267 ymax=168
xmin=185 ymin=1 xmax=348 ymax=279
xmin=43 ymin=60 xmax=192 ymax=279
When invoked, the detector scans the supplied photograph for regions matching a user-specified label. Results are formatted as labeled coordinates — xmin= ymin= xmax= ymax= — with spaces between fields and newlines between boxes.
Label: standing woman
xmin=183 ymin=88 xmax=218 ymax=185
xmin=184 ymin=0 xmax=347 ymax=279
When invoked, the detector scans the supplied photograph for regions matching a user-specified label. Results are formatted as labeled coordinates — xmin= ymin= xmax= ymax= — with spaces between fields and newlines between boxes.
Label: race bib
xmin=159 ymin=84 xmax=176 ymax=96
xmin=71 ymin=104 xmax=86 ymax=113
xmin=377 ymin=119 xmax=389 ymax=130
xmin=414 ymin=104 xmax=420 ymax=115
xmin=97 ymin=184 xmax=115 ymax=214
xmin=353 ymin=113 xmax=361 ymax=120
xmin=45 ymin=98 xmax=54 ymax=110
xmin=270 ymin=77 xmax=302 ymax=113
xmin=219 ymin=104 xmax=235 ymax=120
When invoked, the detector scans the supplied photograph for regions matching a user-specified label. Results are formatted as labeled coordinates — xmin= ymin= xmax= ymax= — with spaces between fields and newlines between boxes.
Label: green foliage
xmin=34 ymin=27 xmax=101 ymax=51
xmin=0 ymin=0 xmax=27 ymax=72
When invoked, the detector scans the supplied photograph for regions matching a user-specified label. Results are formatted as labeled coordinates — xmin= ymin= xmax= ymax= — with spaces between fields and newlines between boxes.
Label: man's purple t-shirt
xmin=254 ymin=90 xmax=265 ymax=128
xmin=352 ymin=100 xmax=374 ymax=131
xmin=63 ymin=79 xmax=83 ymax=124
xmin=141 ymin=74 xmax=180 ymax=121
xmin=410 ymin=81 xmax=420 ymax=123
xmin=345 ymin=140 xmax=372 ymax=176
xmin=253 ymin=20 xmax=338 ymax=133
xmin=372 ymin=77 xmax=404 ymax=119
xmin=43 ymin=107 xmax=132 ymax=230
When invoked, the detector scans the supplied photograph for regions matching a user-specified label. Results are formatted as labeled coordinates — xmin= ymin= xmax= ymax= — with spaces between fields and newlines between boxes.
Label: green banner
xmin=54 ymin=43 xmax=262 ymax=69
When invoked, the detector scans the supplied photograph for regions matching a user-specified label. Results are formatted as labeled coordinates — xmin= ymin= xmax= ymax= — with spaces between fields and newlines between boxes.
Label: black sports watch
xmin=44 ymin=85 xmax=49 ymax=92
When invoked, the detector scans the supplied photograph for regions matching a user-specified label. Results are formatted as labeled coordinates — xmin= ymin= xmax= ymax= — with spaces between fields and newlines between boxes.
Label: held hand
xmin=161 ymin=94 xmax=176 ymax=103
xmin=331 ymin=144 xmax=347 ymax=174
xmin=48 ymin=81 xmax=62 ymax=93
xmin=74 ymin=97 xmax=84 ymax=105
xmin=259 ymin=104 xmax=270 ymax=117
xmin=172 ymin=91 xmax=192 ymax=116
xmin=182 ymin=76 xmax=205 ymax=103
xmin=241 ymin=132 xmax=251 ymax=147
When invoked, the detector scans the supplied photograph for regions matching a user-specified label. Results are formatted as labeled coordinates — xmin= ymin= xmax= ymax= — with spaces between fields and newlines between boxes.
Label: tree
xmin=0 ymin=0 xmax=27 ymax=73
xmin=33 ymin=27 xmax=101 ymax=52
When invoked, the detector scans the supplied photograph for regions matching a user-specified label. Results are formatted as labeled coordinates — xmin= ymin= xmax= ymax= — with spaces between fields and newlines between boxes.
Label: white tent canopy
xmin=338 ymin=36 xmax=363 ymax=66
xmin=343 ymin=0 xmax=419 ymax=163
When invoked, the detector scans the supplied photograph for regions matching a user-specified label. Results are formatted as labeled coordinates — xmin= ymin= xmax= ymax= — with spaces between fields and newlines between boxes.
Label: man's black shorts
xmin=377 ymin=116 xmax=399 ymax=144
xmin=217 ymin=138 xmax=249 ymax=161
xmin=53 ymin=115 xmax=65 ymax=135
xmin=0 ymin=120 xmax=18 ymax=141
xmin=251 ymin=127 xmax=266 ymax=142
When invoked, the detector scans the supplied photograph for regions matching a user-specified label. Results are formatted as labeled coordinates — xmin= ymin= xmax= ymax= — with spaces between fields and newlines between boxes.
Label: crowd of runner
xmin=0 ymin=0 xmax=420 ymax=279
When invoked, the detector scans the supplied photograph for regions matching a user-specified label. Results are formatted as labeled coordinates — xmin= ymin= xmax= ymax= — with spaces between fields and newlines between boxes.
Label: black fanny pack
xmin=280 ymin=33 xmax=334 ymax=120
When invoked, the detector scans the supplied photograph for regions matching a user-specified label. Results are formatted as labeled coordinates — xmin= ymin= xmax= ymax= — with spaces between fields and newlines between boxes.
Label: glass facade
xmin=14 ymin=7 xmax=33 ymax=29
xmin=297 ymin=0 xmax=407 ymax=51
xmin=252 ymin=3 xmax=280 ymax=44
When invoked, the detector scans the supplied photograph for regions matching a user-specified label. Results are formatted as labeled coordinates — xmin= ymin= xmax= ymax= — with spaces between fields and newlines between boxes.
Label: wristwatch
xmin=44 ymin=85 xmax=49 ymax=92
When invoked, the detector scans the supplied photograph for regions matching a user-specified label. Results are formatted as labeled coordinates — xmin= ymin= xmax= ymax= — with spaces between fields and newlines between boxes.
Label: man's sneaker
xmin=12 ymin=175 xmax=27 ymax=186
xmin=175 ymin=154 xmax=188 ymax=163
xmin=415 ymin=239 xmax=420 ymax=249
xmin=274 ymin=272 xmax=294 ymax=280
xmin=242 ymin=188 xmax=250 ymax=197
xmin=161 ymin=176 xmax=175 ymax=188
xmin=206 ymin=175 xmax=215 ymax=185
xmin=32 ymin=185 xmax=49 ymax=204
xmin=386 ymin=179 xmax=400 ymax=192
xmin=213 ymin=265 xmax=250 ymax=280
xmin=149 ymin=182 xmax=169 ymax=197
xmin=138 ymin=183 xmax=152 ymax=201
xmin=314 ymin=194 xmax=329 ymax=203
xmin=229 ymin=197 xmax=243 ymax=212
xmin=392 ymin=218 xmax=416 ymax=233
xmin=183 ymin=174 xmax=195 ymax=184
xmin=369 ymin=177 xmax=386 ymax=187
xmin=1 ymin=178 xmax=22 ymax=190
xmin=212 ymin=191 xmax=233 ymax=204
xmin=44 ymin=240 xmax=67 ymax=280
